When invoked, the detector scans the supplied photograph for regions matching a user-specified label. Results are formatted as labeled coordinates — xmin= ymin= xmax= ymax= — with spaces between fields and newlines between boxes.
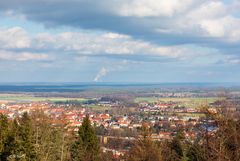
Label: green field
xmin=134 ymin=97 xmax=224 ymax=108
xmin=0 ymin=94 xmax=89 ymax=103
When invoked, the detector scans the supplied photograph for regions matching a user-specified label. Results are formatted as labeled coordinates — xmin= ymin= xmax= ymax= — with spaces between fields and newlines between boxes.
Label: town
xmin=1 ymin=90 xmax=238 ymax=159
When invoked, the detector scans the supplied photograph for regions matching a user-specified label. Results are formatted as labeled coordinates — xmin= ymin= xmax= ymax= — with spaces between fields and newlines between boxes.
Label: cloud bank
xmin=0 ymin=0 xmax=240 ymax=82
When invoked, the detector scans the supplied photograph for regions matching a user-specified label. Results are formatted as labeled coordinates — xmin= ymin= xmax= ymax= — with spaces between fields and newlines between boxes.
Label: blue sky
xmin=0 ymin=0 xmax=240 ymax=83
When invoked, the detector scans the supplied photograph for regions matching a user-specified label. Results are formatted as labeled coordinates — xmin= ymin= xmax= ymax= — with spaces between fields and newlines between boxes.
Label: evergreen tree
xmin=3 ymin=119 xmax=24 ymax=161
xmin=71 ymin=115 xmax=100 ymax=161
xmin=2 ymin=113 xmax=38 ymax=161
xmin=0 ymin=114 xmax=9 ymax=150
xmin=17 ymin=112 xmax=38 ymax=161
xmin=0 ymin=114 xmax=10 ymax=160
xmin=172 ymin=130 xmax=191 ymax=161
xmin=127 ymin=124 xmax=162 ymax=161
xmin=186 ymin=142 xmax=205 ymax=161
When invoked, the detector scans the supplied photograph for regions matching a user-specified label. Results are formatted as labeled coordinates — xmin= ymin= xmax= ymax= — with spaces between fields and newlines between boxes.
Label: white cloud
xmin=117 ymin=0 xmax=240 ymax=43
xmin=223 ymin=57 xmax=240 ymax=64
xmin=120 ymin=0 xmax=240 ymax=43
xmin=1 ymin=0 xmax=240 ymax=52
xmin=0 ymin=50 xmax=49 ymax=61
xmin=0 ymin=27 xmax=30 ymax=48
xmin=94 ymin=67 xmax=108 ymax=82
xmin=102 ymin=32 xmax=130 ymax=39
xmin=117 ymin=0 xmax=196 ymax=17
xmin=0 ymin=27 xmax=205 ymax=61
xmin=171 ymin=1 xmax=239 ymax=40
xmin=1 ymin=0 xmax=240 ymax=45
xmin=0 ymin=26 xmax=231 ymax=64
xmin=228 ymin=59 xmax=240 ymax=64
xmin=187 ymin=1 xmax=227 ymax=20
xmin=32 ymin=30 xmax=215 ymax=60
xmin=199 ymin=16 xmax=240 ymax=41
xmin=146 ymin=1 xmax=240 ymax=42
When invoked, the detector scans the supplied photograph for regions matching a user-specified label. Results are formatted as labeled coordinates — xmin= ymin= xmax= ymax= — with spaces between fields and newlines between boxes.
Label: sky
xmin=0 ymin=0 xmax=240 ymax=83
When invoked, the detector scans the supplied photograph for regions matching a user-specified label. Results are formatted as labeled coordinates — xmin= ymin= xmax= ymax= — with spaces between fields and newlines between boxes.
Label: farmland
xmin=0 ymin=94 xmax=89 ymax=103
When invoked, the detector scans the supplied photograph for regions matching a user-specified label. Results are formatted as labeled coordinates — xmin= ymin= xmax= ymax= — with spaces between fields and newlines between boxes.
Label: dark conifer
xmin=71 ymin=115 xmax=100 ymax=161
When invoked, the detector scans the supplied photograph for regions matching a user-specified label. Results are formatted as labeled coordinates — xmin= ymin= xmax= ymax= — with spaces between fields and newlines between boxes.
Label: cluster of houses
xmin=0 ymin=102 xmax=49 ymax=118
xmin=0 ymin=102 xmax=136 ymax=132
xmin=137 ymin=102 xmax=219 ymax=139
xmin=0 ymin=100 xmax=220 ymax=159
xmin=140 ymin=102 xmax=199 ymax=113
xmin=0 ymin=101 xmax=217 ymax=141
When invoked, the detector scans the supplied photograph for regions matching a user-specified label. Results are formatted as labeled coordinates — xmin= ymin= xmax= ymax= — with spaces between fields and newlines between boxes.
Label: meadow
xmin=0 ymin=94 xmax=89 ymax=103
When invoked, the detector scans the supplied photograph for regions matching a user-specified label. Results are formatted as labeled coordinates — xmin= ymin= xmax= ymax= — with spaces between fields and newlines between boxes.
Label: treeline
xmin=0 ymin=112 xmax=69 ymax=161
xmin=0 ymin=111 xmax=101 ymax=161
xmin=0 ymin=110 xmax=240 ymax=161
